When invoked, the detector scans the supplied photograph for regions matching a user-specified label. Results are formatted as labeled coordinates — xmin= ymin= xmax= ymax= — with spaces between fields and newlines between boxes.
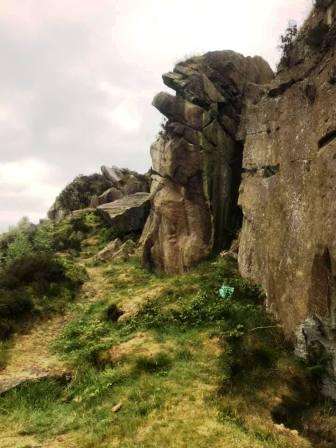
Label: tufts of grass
xmin=1 ymin=256 xmax=332 ymax=447
xmin=134 ymin=353 xmax=172 ymax=375
xmin=54 ymin=301 xmax=120 ymax=366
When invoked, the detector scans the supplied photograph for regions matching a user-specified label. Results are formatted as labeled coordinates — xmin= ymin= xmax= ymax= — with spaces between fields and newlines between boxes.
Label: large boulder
xmin=98 ymin=166 xmax=150 ymax=205
xmin=238 ymin=3 xmax=336 ymax=397
xmin=141 ymin=51 xmax=273 ymax=273
xmin=97 ymin=192 xmax=150 ymax=235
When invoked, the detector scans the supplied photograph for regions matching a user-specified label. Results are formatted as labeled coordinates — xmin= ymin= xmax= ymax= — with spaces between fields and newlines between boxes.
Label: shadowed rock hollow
xmin=141 ymin=51 xmax=273 ymax=273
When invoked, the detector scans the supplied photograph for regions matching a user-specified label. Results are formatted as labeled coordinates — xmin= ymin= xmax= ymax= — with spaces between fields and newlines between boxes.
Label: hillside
xmin=1 ymin=2 xmax=336 ymax=447
xmin=0 ymin=211 xmax=335 ymax=448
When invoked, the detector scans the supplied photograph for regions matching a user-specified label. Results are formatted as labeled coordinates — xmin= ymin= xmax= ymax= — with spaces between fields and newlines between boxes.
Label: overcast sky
xmin=0 ymin=0 xmax=312 ymax=232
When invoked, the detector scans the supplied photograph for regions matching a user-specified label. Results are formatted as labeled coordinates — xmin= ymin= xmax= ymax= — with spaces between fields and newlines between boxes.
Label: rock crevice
xmin=141 ymin=51 xmax=273 ymax=273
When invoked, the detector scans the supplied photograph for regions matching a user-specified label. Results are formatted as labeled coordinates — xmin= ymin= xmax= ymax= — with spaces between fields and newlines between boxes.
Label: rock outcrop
xmin=97 ymin=192 xmax=150 ymax=235
xmin=96 ymin=238 xmax=136 ymax=263
xmin=238 ymin=2 xmax=336 ymax=397
xmin=48 ymin=173 xmax=111 ymax=221
xmin=93 ymin=166 xmax=150 ymax=207
xmin=48 ymin=166 xmax=149 ymax=221
xmin=141 ymin=51 xmax=273 ymax=272
xmin=137 ymin=0 xmax=336 ymax=398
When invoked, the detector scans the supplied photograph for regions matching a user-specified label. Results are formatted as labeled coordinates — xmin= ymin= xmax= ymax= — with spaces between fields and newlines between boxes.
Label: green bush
xmin=0 ymin=217 xmax=35 ymax=263
xmin=57 ymin=256 xmax=88 ymax=287
xmin=5 ymin=232 xmax=33 ymax=262
xmin=0 ymin=253 xmax=65 ymax=290
xmin=0 ymin=251 xmax=87 ymax=340
xmin=0 ymin=289 xmax=33 ymax=318
xmin=52 ymin=174 xmax=111 ymax=214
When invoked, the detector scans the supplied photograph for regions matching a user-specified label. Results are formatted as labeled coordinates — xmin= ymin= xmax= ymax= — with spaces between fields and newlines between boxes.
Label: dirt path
xmin=0 ymin=263 xmax=109 ymax=447
xmin=0 ymin=314 xmax=72 ymax=394
xmin=0 ymin=264 xmax=105 ymax=394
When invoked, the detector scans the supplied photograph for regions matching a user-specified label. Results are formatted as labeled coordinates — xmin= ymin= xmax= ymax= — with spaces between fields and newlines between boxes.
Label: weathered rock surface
xmin=96 ymin=166 xmax=150 ymax=206
xmin=141 ymin=51 xmax=273 ymax=272
xmin=97 ymin=192 xmax=150 ymax=235
xmin=97 ymin=238 xmax=136 ymax=263
xmin=96 ymin=238 xmax=123 ymax=262
xmin=48 ymin=166 xmax=150 ymax=221
xmin=238 ymin=2 xmax=336 ymax=396
xmin=0 ymin=369 xmax=71 ymax=395
xmin=48 ymin=173 xmax=111 ymax=221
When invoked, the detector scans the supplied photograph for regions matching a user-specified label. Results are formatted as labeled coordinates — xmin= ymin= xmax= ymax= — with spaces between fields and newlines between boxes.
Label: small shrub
xmin=278 ymin=21 xmax=298 ymax=68
xmin=5 ymin=232 xmax=33 ymax=263
xmin=32 ymin=223 xmax=54 ymax=253
xmin=0 ymin=249 xmax=86 ymax=340
xmin=0 ymin=217 xmax=35 ymax=263
xmin=0 ymin=289 xmax=33 ymax=318
xmin=51 ymin=221 xmax=82 ymax=253
xmin=53 ymin=174 xmax=111 ymax=214
xmin=57 ymin=255 xmax=88 ymax=287
xmin=0 ymin=253 xmax=64 ymax=290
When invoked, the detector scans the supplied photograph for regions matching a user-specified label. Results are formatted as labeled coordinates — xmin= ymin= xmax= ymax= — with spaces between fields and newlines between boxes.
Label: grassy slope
xmin=0 ymin=217 xmax=335 ymax=447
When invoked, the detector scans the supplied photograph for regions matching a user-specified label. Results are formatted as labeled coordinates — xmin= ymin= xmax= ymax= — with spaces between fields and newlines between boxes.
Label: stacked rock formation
xmin=92 ymin=166 xmax=150 ymax=207
xmin=48 ymin=165 xmax=150 ymax=221
xmin=141 ymin=51 xmax=273 ymax=273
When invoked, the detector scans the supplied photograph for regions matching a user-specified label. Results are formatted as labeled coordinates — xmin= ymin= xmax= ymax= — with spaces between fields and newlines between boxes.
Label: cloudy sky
xmin=0 ymin=0 xmax=312 ymax=231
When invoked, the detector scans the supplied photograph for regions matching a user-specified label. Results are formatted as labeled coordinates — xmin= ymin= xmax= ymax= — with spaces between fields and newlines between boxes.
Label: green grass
xmin=1 ymin=256 xmax=335 ymax=447
xmin=0 ymin=341 xmax=11 ymax=370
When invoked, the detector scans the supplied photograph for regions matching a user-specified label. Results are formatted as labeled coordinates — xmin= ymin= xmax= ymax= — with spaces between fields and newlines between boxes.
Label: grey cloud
xmin=0 ymin=0 xmax=311 ymax=231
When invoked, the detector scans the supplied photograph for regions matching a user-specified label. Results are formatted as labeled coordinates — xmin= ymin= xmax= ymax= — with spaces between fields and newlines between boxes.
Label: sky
xmin=0 ymin=0 xmax=312 ymax=232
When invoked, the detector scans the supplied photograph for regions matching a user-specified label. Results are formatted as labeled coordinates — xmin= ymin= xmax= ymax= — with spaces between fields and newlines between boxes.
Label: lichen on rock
xmin=141 ymin=51 xmax=273 ymax=273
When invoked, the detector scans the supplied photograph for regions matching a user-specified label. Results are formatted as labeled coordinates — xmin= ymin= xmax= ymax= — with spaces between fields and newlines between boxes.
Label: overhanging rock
xmin=97 ymin=192 xmax=150 ymax=234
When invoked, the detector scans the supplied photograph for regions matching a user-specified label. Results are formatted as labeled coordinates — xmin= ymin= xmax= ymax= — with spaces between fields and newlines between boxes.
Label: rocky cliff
xmin=141 ymin=51 xmax=273 ymax=272
xmin=140 ymin=0 xmax=336 ymax=397
xmin=238 ymin=1 xmax=336 ymax=397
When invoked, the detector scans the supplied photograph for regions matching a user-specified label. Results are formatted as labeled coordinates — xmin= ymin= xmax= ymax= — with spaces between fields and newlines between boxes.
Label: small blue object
xmin=219 ymin=285 xmax=235 ymax=299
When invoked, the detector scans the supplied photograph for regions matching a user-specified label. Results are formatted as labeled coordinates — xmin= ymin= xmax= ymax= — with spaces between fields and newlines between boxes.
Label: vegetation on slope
xmin=0 ymin=247 xmax=335 ymax=447
xmin=0 ymin=213 xmax=336 ymax=447
xmin=0 ymin=217 xmax=89 ymax=345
